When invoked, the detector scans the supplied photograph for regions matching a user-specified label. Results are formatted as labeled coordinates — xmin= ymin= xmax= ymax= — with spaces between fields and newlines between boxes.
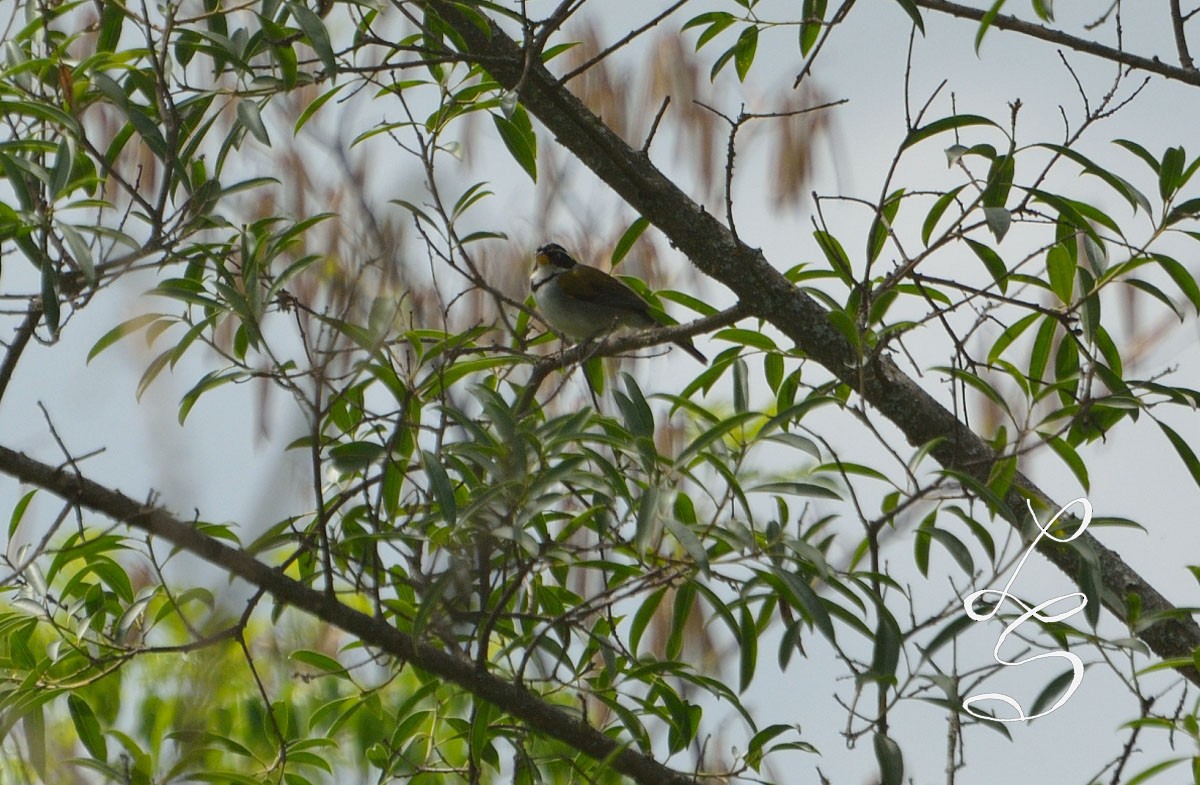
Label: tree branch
xmin=0 ymin=305 xmax=41 ymax=409
xmin=912 ymin=0 xmax=1200 ymax=86
xmin=1170 ymin=0 xmax=1195 ymax=70
xmin=421 ymin=0 xmax=1200 ymax=686
xmin=0 ymin=443 xmax=697 ymax=785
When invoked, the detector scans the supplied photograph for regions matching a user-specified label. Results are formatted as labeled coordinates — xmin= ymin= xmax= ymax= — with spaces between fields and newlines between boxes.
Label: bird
xmin=530 ymin=242 xmax=707 ymax=364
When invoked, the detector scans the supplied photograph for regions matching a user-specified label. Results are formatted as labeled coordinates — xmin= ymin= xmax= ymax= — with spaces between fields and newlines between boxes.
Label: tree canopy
xmin=1 ymin=1 xmax=1200 ymax=784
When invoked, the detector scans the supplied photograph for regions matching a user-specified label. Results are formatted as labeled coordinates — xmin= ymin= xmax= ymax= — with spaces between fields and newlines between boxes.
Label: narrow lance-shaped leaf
xmin=975 ymin=0 xmax=1008 ymax=52
xmin=493 ymin=108 xmax=537 ymax=181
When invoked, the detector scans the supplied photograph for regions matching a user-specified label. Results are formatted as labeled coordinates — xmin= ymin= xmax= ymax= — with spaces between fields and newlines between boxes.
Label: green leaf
xmin=924 ymin=613 xmax=976 ymax=658
xmin=814 ymin=229 xmax=853 ymax=284
xmin=987 ymin=311 xmax=1039 ymax=364
xmin=294 ymin=83 xmax=348 ymax=135
xmin=891 ymin=0 xmax=925 ymax=32
xmin=49 ymin=136 xmax=73 ymax=198
xmin=1164 ymin=196 xmax=1200 ymax=226
xmin=683 ymin=11 xmax=735 ymax=50
xmin=629 ymin=587 xmax=667 ymax=655
xmin=1042 ymin=433 xmax=1090 ymax=490
xmin=874 ymin=732 xmax=904 ymax=785
xmin=982 ymin=154 xmax=1014 ymax=208
xmin=41 ymin=264 xmax=60 ymax=336
xmin=288 ymin=1 xmax=337 ymax=75
xmin=178 ymin=370 xmax=245 ymax=424
xmin=24 ymin=707 xmax=46 ymax=777
xmin=965 ymin=238 xmax=1008 ymax=293
xmin=738 ymin=605 xmax=758 ymax=691
xmin=1126 ymin=278 xmax=1185 ymax=320
xmin=493 ymin=109 xmax=537 ymax=182
xmin=612 ymin=216 xmax=650 ymax=267
xmin=781 ymin=571 xmax=836 ymax=642
xmin=1151 ymin=253 xmax=1200 ymax=314
xmin=88 ymin=313 xmax=169 ymax=363
xmin=1076 ymin=266 xmax=1100 ymax=341
xmin=8 ymin=489 xmax=36 ymax=540
xmin=0 ymin=153 xmax=34 ymax=212
xmin=422 ymin=450 xmax=458 ymax=525
xmin=59 ymin=223 xmax=96 ymax=283
xmin=919 ymin=527 xmax=974 ymax=575
xmin=1113 ymin=138 xmax=1161 ymax=173
xmin=634 ymin=485 xmax=662 ymax=554
xmin=1051 ymin=349 xmax=1079 ymax=411
xmin=799 ymin=0 xmax=827 ymax=55
xmin=733 ymin=26 xmax=759 ymax=81
xmin=1028 ymin=315 xmax=1057 ymax=388
xmin=1037 ymin=143 xmax=1151 ymax=213
xmin=983 ymin=206 xmax=1011 ymax=242
xmin=665 ymin=517 xmax=710 ymax=574
xmin=93 ymin=74 xmax=168 ymax=159
xmin=1122 ymin=757 xmax=1188 ymax=785
xmin=236 ymin=100 xmax=271 ymax=146
xmin=939 ymin=468 xmax=1014 ymax=521
xmin=1030 ymin=188 xmax=1120 ymax=236
xmin=68 ymin=695 xmax=108 ymax=761
xmin=914 ymin=511 xmax=934 ymax=576
xmin=1046 ymin=243 xmax=1075 ymax=303
xmin=922 ymin=185 xmax=966 ymax=245
xmin=867 ymin=189 xmax=904 ymax=262
xmin=667 ymin=583 xmax=696 ymax=660
xmin=97 ymin=0 xmax=125 ymax=52
xmin=869 ymin=604 xmax=902 ymax=683
xmin=1157 ymin=421 xmax=1200 ymax=493
xmin=677 ymin=411 xmax=759 ymax=463
xmin=750 ymin=481 xmax=840 ymax=500
xmin=1160 ymin=145 xmax=1186 ymax=200
xmin=615 ymin=373 xmax=655 ymax=438
xmin=974 ymin=0 xmax=1007 ymax=52
xmin=714 ymin=328 xmax=778 ymax=352
xmin=747 ymin=724 xmax=793 ymax=770
xmin=1028 ymin=668 xmax=1077 ymax=718
xmin=583 ymin=355 xmax=605 ymax=395
xmin=901 ymin=114 xmax=998 ymax=151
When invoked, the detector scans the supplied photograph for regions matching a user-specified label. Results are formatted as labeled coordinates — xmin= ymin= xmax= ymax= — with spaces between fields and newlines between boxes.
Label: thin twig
xmin=642 ymin=95 xmax=671 ymax=154
xmin=914 ymin=0 xmax=1200 ymax=87
xmin=1169 ymin=0 xmax=1194 ymax=70
xmin=515 ymin=301 xmax=752 ymax=415
xmin=794 ymin=0 xmax=859 ymax=88
xmin=0 ymin=305 xmax=41 ymax=409
xmin=561 ymin=0 xmax=692 ymax=83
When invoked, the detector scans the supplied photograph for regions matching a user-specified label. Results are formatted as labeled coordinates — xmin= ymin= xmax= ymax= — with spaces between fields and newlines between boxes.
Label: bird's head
xmin=535 ymin=243 xmax=577 ymax=272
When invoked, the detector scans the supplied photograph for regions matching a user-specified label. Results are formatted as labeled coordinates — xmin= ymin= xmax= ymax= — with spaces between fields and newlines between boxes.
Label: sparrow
xmin=530 ymin=243 xmax=707 ymax=364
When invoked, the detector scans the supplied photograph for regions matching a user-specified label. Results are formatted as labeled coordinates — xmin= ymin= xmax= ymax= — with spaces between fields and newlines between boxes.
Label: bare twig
xmin=561 ymin=0 xmax=692 ymax=83
xmin=1169 ymin=0 xmax=1195 ymax=70
xmin=515 ymin=301 xmax=751 ymax=414
xmin=913 ymin=0 xmax=1200 ymax=87
xmin=794 ymin=0 xmax=859 ymax=88
xmin=642 ymin=95 xmax=671 ymax=154
xmin=0 ymin=305 xmax=41 ymax=409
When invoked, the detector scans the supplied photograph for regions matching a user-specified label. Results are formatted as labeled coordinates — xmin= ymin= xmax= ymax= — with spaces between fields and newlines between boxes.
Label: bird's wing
xmin=557 ymin=265 xmax=653 ymax=317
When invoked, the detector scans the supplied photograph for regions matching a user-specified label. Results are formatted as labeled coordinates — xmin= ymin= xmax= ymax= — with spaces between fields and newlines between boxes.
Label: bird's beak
xmin=534 ymin=250 xmax=550 ymax=268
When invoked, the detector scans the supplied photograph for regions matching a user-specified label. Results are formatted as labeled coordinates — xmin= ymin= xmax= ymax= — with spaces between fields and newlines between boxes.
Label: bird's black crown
xmin=536 ymin=243 xmax=575 ymax=269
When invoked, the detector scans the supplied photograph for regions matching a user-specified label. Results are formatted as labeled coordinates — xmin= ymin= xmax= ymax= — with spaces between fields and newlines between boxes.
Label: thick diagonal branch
xmin=421 ymin=1 xmax=1200 ymax=685
xmin=0 ymin=444 xmax=696 ymax=785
